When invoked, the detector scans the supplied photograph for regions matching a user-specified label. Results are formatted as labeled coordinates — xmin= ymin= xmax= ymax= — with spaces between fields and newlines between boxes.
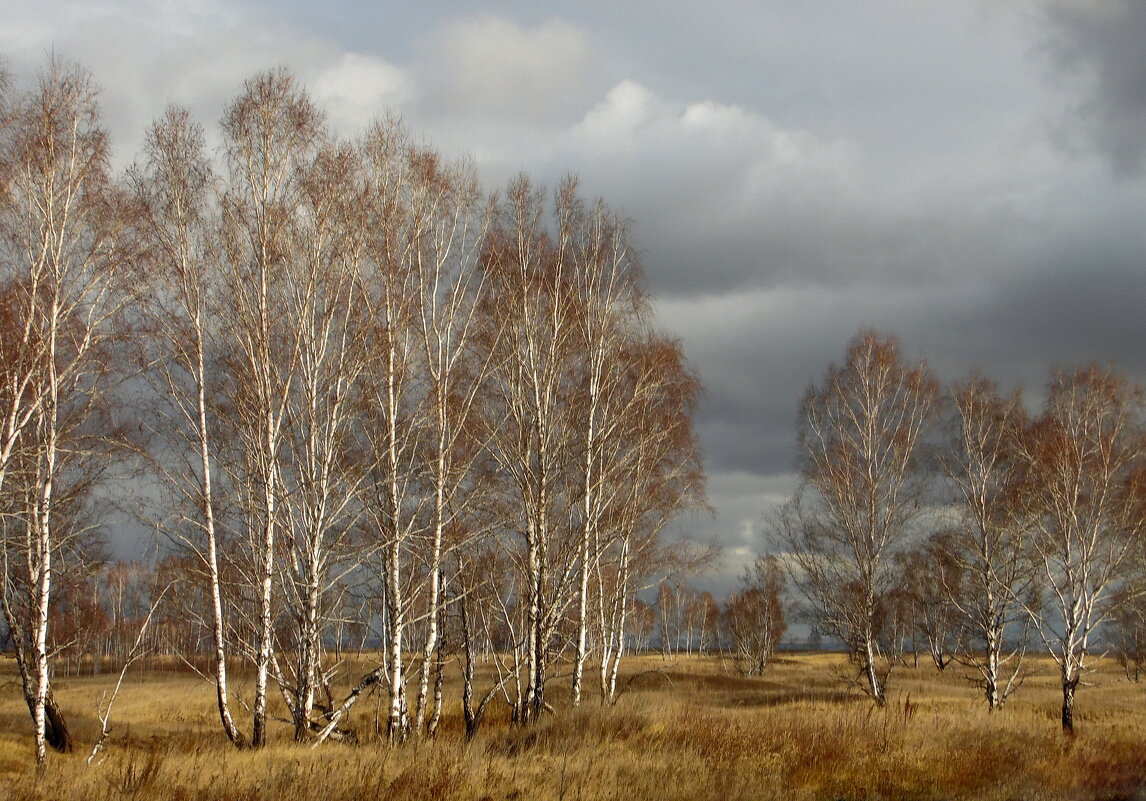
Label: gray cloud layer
xmin=5 ymin=0 xmax=1146 ymax=589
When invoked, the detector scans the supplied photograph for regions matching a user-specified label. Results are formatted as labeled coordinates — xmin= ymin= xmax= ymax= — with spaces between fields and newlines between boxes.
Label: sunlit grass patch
xmin=2 ymin=652 xmax=1145 ymax=800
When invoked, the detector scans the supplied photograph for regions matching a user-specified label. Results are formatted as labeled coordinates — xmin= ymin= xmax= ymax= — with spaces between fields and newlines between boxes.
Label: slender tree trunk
xmin=196 ymin=318 xmax=243 ymax=746
xmin=983 ymin=620 xmax=1002 ymax=711
xmin=1061 ymin=671 xmax=1078 ymax=734
xmin=427 ymin=616 xmax=446 ymax=738
xmin=32 ymin=515 xmax=51 ymax=766
xmin=864 ymin=634 xmax=886 ymax=706
xmin=414 ymin=442 xmax=447 ymax=734
xmin=460 ymin=592 xmax=478 ymax=738
xmin=571 ymin=530 xmax=591 ymax=707
xmin=572 ymin=370 xmax=600 ymax=708
xmin=386 ymin=547 xmax=405 ymax=740
xmin=606 ymin=561 xmax=630 ymax=704
xmin=32 ymin=313 xmax=61 ymax=766
xmin=294 ymin=556 xmax=322 ymax=742
xmin=252 ymin=445 xmax=276 ymax=747
xmin=524 ymin=508 xmax=547 ymax=723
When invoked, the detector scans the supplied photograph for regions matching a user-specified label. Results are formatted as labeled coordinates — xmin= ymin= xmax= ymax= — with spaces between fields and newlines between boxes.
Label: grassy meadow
xmin=1 ymin=652 xmax=1145 ymax=800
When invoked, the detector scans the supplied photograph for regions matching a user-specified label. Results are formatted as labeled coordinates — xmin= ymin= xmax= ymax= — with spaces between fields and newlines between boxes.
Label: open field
xmin=2 ymin=652 xmax=1145 ymax=801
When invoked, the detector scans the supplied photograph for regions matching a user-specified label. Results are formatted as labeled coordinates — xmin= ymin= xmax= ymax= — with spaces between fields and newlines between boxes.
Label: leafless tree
xmin=452 ymin=542 xmax=516 ymax=739
xmin=404 ymin=144 xmax=493 ymax=737
xmin=626 ymin=599 xmax=655 ymax=654
xmin=779 ymin=329 xmax=938 ymax=705
xmin=131 ymin=106 xmax=245 ymax=745
xmin=216 ymin=68 xmax=324 ymax=747
xmin=274 ymin=138 xmax=372 ymax=743
xmin=942 ymin=375 xmax=1033 ymax=710
xmin=1108 ymin=581 xmax=1146 ymax=682
xmin=0 ymin=59 xmax=133 ymax=765
xmin=1013 ymin=365 xmax=1146 ymax=734
xmin=561 ymin=187 xmax=650 ymax=706
xmin=893 ymin=533 xmax=962 ymax=672
xmin=356 ymin=119 xmax=436 ymax=741
xmin=594 ymin=334 xmax=707 ymax=702
xmin=481 ymin=176 xmax=581 ymax=723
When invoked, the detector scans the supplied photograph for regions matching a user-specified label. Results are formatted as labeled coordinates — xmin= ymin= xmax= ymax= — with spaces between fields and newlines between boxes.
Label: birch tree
xmin=893 ymin=534 xmax=962 ymax=671
xmin=943 ymin=374 xmax=1033 ymax=710
xmin=405 ymin=147 xmax=493 ymax=737
xmin=482 ymin=176 xmax=580 ymax=723
xmin=779 ymin=329 xmax=938 ymax=705
xmin=724 ymin=555 xmax=786 ymax=676
xmin=277 ymin=139 xmax=370 ymax=742
xmin=131 ymin=106 xmax=244 ymax=745
xmin=0 ymin=59 xmax=131 ymax=764
xmin=564 ymin=189 xmax=650 ymax=707
xmin=1015 ymin=365 xmax=1146 ymax=733
xmin=597 ymin=335 xmax=706 ymax=701
xmin=216 ymin=68 xmax=323 ymax=747
xmin=359 ymin=120 xmax=431 ymax=741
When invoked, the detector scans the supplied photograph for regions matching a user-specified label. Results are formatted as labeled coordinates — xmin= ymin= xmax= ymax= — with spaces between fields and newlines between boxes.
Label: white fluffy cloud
xmin=573 ymin=80 xmax=664 ymax=148
xmin=312 ymin=53 xmax=412 ymax=136
xmin=541 ymin=80 xmax=864 ymax=289
xmin=1 ymin=0 xmax=419 ymax=163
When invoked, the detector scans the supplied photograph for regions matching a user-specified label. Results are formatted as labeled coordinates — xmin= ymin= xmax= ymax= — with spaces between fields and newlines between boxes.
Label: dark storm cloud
xmin=950 ymin=226 xmax=1146 ymax=387
xmin=1042 ymin=0 xmax=1146 ymax=175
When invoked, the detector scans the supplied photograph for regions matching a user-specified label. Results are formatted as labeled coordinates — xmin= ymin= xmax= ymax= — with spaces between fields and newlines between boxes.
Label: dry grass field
xmin=1 ymin=652 xmax=1144 ymax=801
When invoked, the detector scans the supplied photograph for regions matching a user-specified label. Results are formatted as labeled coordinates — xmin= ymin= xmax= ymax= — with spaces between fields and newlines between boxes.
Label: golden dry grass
xmin=1 ymin=651 xmax=1145 ymax=800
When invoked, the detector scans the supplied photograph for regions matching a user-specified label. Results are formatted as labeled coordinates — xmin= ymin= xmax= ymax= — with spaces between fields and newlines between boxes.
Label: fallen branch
xmin=311 ymin=666 xmax=384 ymax=748
xmin=87 ymin=585 xmax=169 ymax=766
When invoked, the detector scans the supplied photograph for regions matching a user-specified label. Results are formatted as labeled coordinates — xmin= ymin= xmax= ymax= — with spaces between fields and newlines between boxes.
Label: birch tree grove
xmin=15 ymin=51 xmax=1146 ymax=764
xmin=0 ymin=58 xmax=708 ymax=756
xmin=480 ymin=177 xmax=705 ymax=717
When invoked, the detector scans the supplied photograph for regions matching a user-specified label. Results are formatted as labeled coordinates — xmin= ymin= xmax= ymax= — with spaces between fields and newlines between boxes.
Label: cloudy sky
xmin=6 ymin=0 xmax=1146 ymax=587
